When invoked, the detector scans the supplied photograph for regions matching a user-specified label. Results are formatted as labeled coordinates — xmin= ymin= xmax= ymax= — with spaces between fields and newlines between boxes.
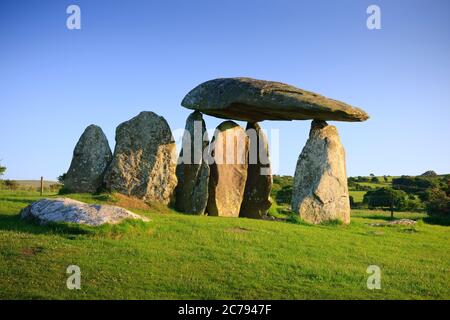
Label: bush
xmin=363 ymin=187 xmax=408 ymax=211
xmin=275 ymin=185 xmax=292 ymax=205
xmin=58 ymin=173 xmax=67 ymax=185
xmin=392 ymin=176 xmax=438 ymax=194
xmin=354 ymin=183 xmax=373 ymax=191
xmin=2 ymin=180 xmax=19 ymax=190
xmin=425 ymin=188 xmax=450 ymax=216
xmin=271 ymin=175 xmax=294 ymax=205
xmin=371 ymin=177 xmax=380 ymax=183
xmin=49 ymin=184 xmax=63 ymax=193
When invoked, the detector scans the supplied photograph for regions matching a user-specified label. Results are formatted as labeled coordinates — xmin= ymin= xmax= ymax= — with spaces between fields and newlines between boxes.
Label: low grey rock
xmin=292 ymin=120 xmax=350 ymax=224
xmin=20 ymin=198 xmax=150 ymax=226
xmin=370 ymin=219 xmax=417 ymax=227
xmin=182 ymin=77 xmax=369 ymax=122
xmin=64 ymin=125 xmax=112 ymax=193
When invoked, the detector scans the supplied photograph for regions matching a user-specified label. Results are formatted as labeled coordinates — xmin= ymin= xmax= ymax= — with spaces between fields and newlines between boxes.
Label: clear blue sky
xmin=1 ymin=0 xmax=449 ymax=180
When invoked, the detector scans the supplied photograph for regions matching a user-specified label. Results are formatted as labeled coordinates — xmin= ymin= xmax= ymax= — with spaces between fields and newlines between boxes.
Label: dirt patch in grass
xmin=21 ymin=246 xmax=44 ymax=257
xmin=113 ymin=194 xmax=152 ymax=211
xmin=226 ymin=227 xmax=251 ymax=233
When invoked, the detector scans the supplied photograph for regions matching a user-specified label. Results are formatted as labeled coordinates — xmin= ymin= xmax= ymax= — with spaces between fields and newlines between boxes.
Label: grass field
xmin=0 ymin=189 xmax=449 ymax=300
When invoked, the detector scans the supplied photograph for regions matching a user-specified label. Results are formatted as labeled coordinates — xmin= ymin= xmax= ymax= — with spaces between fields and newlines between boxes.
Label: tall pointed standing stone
xmin=239 ymin=122 xmax=272 ymax=219
xmin=175 ymin=111 xmax=210 ymax=214
xmin=104 ymin=111 xmax=178 ymax=204
xmin=292 ymin=120 xmax=350 ymax=224
xmin=64 ymin=125 xmax=112 ymax=193
xmin=207 ymin=121 xmax=249 ymax=217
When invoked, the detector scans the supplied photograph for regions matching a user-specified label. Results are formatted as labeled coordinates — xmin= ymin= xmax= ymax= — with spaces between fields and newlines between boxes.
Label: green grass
xmin=0 ymin=190 xmax=449 ymax=300
xmin=349 ymin=190 xmax=367 ymax=203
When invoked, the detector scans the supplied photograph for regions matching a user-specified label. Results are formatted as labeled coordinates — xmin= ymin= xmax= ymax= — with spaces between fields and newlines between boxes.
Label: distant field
xmin=0 ymin=189 xmax=449 ymax=300
xmin=14 ymin=180 xmax=59 ymax=188
xmin=349 ymin=190 xmax=366 ymax=203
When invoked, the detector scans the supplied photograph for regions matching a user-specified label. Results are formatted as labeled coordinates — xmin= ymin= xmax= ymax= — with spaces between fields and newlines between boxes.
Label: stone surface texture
xmin=182 ymin=77 xmax=369 ymax=122
xmin=21 ymin=198 xmax=150 ymax=226
xmin=104 ymin=111 xmax=177 ymax=204
xmin=291 ymin=120 xmax=350 ymax=224
xmin=239 ymin=122 xmax=272 ymax=219
xmin=64 ymin=125 xmax=112 ymax=193
xmin=175 ymin=111 xmax=210 ymax=214
xmin=207 ymin=121 xmax=249 ymax=217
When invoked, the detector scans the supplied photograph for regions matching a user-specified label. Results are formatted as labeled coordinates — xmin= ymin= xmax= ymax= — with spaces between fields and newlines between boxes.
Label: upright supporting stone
xmin=175 ymin=111 xmax=210 ymax=214
xmin=239 ymin=122 xmax=272 ymax=219
xmin=64 ymin=125 xmax=112 ymax=193
xmin=292 ymin=120 xmax=350 ymax=224
xmin=207 ymin=121 xmax=249 ymax=217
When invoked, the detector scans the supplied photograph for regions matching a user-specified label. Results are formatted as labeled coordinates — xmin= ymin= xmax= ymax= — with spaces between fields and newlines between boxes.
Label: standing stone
xmin=64 ymin=125 xmax=112 ymax=193
xmin=291 ymin=120 xmax=350 ymax=224
xmin=239 ymin=122 xmax=272 ymax=219
xmin=104 ymin=111 xmax=178 ymax=204
xmin=175 ymin=111 xmax=210 ymax=214
xmin=207 ymin=121 xmax=249 ymax=217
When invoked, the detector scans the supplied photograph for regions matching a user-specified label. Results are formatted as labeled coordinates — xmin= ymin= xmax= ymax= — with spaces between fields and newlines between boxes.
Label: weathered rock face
xmin=64 ymin=125 xmax=112 ymax=193
xmin=291 ymin=120 xmax=350 ymax=224
xmin=175 ymin=111 xmax=210 ymax=214
xmin=182 ymin=77 xmax=369 ymax=122
xmin=104 ymin=112 xmax=178 ymax=204
xmin=239 ymin=122 xmax=272 ymax=219
xmin=207 ymin=121 xmax=249 ymax=217
xmin=21 ymin=198 xmax=150 ymax=226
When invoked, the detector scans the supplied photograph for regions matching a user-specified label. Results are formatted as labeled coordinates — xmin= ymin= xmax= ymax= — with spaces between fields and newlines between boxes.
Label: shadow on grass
xmin=422 ymin=216 xmax=450 ymax=226
xmin=0 ymin=214 xmax=91 ymax=236
xmin=0 ymin=213 xmax=152 ymax=238
xmin=1 ymin=198 xmax=38 ymax=205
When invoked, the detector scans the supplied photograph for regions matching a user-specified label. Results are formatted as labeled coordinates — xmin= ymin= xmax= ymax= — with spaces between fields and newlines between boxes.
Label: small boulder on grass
xmin=20 ymin=198 xmax=150 ymax=226
xmin=369 ymin=219 xmax=417 ymax=227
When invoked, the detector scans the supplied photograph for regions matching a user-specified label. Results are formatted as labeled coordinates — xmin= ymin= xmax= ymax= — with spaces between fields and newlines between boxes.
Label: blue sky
xmin=1 ymin=0 xmax=449 ymax=180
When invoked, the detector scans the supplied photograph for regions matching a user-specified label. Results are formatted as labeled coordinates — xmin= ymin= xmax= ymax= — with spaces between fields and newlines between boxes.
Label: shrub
xmin=371 ymin=177 xmax=380 ymax=183
xmin=3 ymin=180 xmax=19 ymax=190
xmin=57 ymin=173 xmax=67 ymax=185
xmin=363 ymin=187 xmax=408 ymax=211
xmin=425 ymin=188 xmax=450 ymax=216
xmin=392 ymin=176 xmax=438 ymax=194
xmin=275 ymin=185 xmax=292 ymax=205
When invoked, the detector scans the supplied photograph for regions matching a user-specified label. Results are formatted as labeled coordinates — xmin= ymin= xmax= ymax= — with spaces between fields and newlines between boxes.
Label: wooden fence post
xmin=40 ymin=176 xmax=44 ymax=196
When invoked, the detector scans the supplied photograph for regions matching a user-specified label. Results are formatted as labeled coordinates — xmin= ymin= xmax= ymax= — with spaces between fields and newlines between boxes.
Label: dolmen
xmin=181 ymin=77 xmax=369 ymax=224
xmin=63 ymin=77 xmax=368 ymax=225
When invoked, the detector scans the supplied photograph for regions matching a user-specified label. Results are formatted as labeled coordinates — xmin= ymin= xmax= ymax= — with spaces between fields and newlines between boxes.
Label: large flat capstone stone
xmin=182 ymin=77 xmax=369 ymax=122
